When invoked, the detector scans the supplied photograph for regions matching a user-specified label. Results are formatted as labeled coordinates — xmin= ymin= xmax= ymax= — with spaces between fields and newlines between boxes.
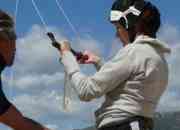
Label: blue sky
xmin=0 ymin=0 xmax=180 ymax=130
xmin=1 ymin=0 xmax=180 ymax=42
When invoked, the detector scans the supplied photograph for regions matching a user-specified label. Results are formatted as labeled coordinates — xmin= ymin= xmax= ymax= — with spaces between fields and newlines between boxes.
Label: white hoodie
xmin=61 ymin=35 xmax=171 ymax=128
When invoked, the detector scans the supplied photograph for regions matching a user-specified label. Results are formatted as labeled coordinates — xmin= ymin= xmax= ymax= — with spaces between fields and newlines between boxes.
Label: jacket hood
xmin=134 ymin=35 xmax=171 ymax=54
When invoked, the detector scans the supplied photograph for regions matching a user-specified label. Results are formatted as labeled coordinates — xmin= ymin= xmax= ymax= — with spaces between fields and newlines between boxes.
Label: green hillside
xmin=155 ymin=112 xmax=180 ymax=130
xmin=75 ymin=112 xmax=180 ymax=130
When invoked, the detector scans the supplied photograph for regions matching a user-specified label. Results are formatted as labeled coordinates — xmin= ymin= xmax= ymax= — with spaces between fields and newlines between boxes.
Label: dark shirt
xmin=0 ymin=55 xmax=11 ymax=115
xmin=0 ymin=54 xmax=5 ymax=74
xmin=0 ymin=54 xmax=6 ymax=89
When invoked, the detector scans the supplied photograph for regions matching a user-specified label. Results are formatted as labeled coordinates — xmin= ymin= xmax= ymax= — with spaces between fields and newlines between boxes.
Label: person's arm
xmin=61 ymin=48 xmax=134 ymax=102
xmin=77 ymin=50 xmax=104 ymax=71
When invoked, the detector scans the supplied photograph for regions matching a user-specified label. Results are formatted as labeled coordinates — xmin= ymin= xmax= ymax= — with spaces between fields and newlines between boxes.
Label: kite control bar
xmin=47 ymin=32 xmax=88 ymax=61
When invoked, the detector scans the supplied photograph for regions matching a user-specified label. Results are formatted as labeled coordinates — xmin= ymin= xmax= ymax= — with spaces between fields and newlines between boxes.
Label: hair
xmin=0 ymin=10 xmax=14 ymax=40
xmin=0 ymin=10 xmax=14 ymax=28
xmin=136 ymin=2 xmax=161 ymax=38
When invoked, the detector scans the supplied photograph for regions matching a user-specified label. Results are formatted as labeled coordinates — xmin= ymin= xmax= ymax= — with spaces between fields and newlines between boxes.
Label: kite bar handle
xmin=47 ymin=32 xmax=88 ymax=61
xmin=47 ymin=32 xmax=61 ymax=50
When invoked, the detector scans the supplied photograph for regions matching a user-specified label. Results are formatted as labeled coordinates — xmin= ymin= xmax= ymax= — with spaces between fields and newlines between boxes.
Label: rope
xmin=14 ymin=0 xmax=20 ymax=26
xmin=55 ymin=0 xmax=80 ymax=38
xmin=31 ymin=0 xmax=48 ymax=32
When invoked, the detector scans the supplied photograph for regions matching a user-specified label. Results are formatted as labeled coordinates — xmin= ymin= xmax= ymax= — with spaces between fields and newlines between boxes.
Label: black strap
xmin=99 ymin=116 xmax=154 ymax=130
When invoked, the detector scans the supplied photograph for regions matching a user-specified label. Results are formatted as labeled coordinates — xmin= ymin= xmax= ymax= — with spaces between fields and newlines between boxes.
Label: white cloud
xmin=157 ymin=24 xmax=180 ymax=112
xmin=13 ymin=92 xmax=66 ymax=118
xmin=14 ymin=25 xmax=65 ymax=75
xmin=159 ymin=24 xmax=180 ymax=46
xmin=157 ymin=90 xmax=180 ymax=112
xmin=108 ymin=38 xmax=122 ymax=58
xmin=1 ymin=25 xmax=102 ymax=130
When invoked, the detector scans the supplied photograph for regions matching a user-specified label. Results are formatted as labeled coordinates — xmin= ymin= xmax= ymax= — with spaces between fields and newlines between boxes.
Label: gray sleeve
xmin=61 ymin=50 xmax=133 ymax=102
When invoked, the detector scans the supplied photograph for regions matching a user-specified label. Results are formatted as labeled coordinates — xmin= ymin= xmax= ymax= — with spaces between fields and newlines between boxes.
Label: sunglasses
xmin=0 ymin=28 xmax=17 ymax=41
xmin=0 ymin=19 xmax=17 ymax=41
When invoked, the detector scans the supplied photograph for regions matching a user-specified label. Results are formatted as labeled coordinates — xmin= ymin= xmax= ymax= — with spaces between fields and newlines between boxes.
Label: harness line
xmin=31 ymin=0 xmax=49 ymax=32
xmin=55 ymin=0 xmax=80 ymax=38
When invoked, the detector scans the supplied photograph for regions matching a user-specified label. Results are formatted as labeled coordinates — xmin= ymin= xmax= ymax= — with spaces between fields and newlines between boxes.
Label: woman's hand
xmin=60 ymin=40 xmax=71 ymax=55
xmin=59 ymin=41 xmax=101 ymax=65
xmin=78 ymin=50 xmax=101 ymax=65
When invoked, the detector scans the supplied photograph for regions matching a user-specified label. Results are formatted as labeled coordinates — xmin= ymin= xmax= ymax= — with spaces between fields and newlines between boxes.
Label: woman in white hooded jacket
xmin=57 ymin=0 xmax=171 ymax=130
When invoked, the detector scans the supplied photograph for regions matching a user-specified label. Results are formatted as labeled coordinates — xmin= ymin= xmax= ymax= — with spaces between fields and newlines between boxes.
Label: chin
xmin=6 ymin=58 xmax=15 ymax=67
xmin=6 ymin=62 xmax=13 ymax=67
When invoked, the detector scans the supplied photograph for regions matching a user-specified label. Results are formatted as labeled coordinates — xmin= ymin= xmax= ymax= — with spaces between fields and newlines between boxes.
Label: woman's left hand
xmin=60 ymin=40 xmax=71 ymax=55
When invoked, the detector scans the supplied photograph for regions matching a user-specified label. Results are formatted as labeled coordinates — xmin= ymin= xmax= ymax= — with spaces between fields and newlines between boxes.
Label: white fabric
xmin=110 ymin=11 xmax=124 ymax=22
xmin=63 ymin=71 xmax=71 ymax=111
xmin=128 ymin=6 xmax=141 ymax=16
xmin=130 ymin=121 xmax=140 ymax=130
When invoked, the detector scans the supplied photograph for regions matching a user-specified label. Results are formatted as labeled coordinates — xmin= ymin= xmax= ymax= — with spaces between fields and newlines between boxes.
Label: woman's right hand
xmin=78 ymin=50 xmax=101 ymax=65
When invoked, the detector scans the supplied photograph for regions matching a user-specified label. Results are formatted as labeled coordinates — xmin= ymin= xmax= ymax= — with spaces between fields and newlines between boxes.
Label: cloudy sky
xmin=0 ymin=0 xmax=180 ymax=130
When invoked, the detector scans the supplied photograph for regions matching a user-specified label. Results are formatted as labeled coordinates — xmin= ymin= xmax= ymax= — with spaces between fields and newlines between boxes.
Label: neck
xmin=122 ymin=42 xmax=129 ymax=47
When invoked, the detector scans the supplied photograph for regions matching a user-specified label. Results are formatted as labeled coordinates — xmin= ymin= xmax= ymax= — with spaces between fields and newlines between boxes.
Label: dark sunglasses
xmin=0 ymin=28 xmax=17 ymax=41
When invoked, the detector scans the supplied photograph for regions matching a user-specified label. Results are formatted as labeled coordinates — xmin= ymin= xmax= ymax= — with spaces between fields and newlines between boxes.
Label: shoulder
xmin=115 ymin=43 xmax=148 ymax=60
xmin=114 ymin=44 xmax=136 ymax=59
xmin=127 ymin=42 xmax=157 ymax=59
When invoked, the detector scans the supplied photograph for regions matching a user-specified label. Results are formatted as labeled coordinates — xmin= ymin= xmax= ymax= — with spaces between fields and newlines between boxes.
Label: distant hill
xmin=74 ymin=111 xmax=180 ymax=130
xmin=154 ymin=111 xmax=180 ymax=130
